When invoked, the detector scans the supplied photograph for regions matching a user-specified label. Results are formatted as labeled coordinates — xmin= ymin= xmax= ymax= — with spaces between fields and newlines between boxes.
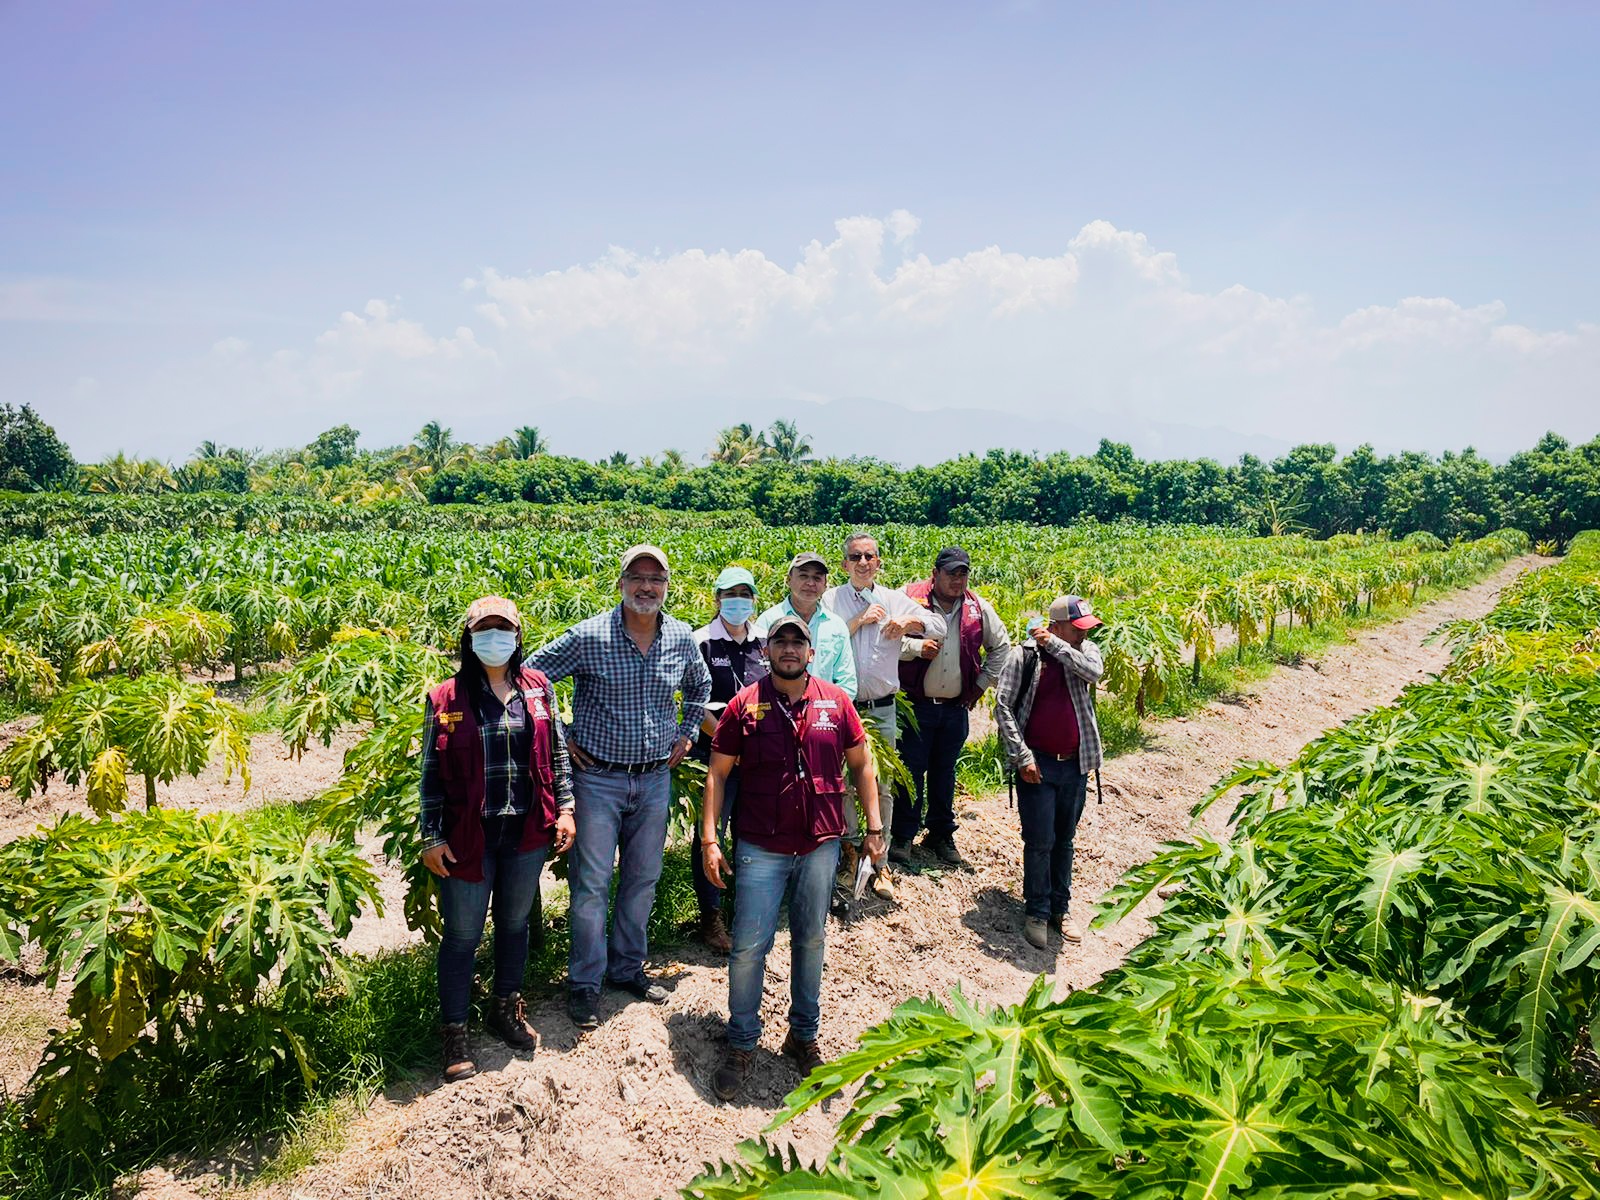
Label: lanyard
xmin=772 ymin=687 xmax=811 ymax=782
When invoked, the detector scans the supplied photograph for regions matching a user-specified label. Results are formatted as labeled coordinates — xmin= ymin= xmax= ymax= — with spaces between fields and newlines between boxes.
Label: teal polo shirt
xmin=755 ymin=597 xmax=858 ymax=699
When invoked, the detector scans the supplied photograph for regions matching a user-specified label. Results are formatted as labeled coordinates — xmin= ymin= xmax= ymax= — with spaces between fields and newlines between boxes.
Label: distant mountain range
xmin=526 ymin=394 xmax=1300 ymax=467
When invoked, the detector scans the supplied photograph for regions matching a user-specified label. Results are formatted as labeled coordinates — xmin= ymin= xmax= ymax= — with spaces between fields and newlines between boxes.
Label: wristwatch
xmin=866 ymin=827 xmax=884 ymax=836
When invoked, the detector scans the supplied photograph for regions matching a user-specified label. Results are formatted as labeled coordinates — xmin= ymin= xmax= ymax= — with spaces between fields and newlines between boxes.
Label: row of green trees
xmin=5 ymin=404 xmax=1597 ymax=542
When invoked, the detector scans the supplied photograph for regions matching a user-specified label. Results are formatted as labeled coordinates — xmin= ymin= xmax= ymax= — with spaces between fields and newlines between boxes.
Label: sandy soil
xmin=2 ymin=558 xmax=1541 ymax=1198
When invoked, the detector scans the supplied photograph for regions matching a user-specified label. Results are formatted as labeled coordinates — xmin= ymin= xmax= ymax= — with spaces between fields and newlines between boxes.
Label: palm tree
xmin=708 ymin=423 xmax=769 ymax=466
xmin=605 ymin=451 xmax=632 ymax=468
xmin=406 ymin=422 xmax=465 ymax=473
xmin=766 ymin=419 xmax=814 ymax=465
xmin=86 ymin=453 xmax=177 ymax=494
xmin=661 ymin=448 xmax=688 ymax=471
xmin=194 ymin=440 xmax=223 ymax=461
xmin=508 ymin=425 xmax=547 ymax=458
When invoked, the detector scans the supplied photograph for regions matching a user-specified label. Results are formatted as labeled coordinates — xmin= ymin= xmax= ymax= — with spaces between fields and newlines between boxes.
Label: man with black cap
xmin=755 ymin=552 xmax=857 ymax=697
xmin=529 ymin=544 xmax=713 ymax=1032
xmin=993 ymin=595 xmax=1104 ymax=949
xmin=701 ymin=613 xmax=885 ymax=1102
xmin=895 ymin=547 xmax=1011 ymax=866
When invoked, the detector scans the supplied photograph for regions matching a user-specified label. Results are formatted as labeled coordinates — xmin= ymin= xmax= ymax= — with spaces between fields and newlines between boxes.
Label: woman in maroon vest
xmin=419 ymin=596 xmax=576 ymax=1082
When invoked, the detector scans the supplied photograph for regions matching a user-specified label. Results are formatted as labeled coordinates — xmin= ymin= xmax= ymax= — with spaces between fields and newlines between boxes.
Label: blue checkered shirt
xmin=528 ymin=605 xmax=712 ymax=764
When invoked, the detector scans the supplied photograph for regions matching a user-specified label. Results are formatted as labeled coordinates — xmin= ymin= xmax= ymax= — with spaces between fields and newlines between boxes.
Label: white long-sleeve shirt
xmin=823 ymin=583 xmax=948 ymax=702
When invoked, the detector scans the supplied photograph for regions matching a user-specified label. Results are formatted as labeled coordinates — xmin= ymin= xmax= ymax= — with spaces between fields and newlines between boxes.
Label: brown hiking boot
xmin=782 ymin=1031 xmax=826 ymax=1078
xmin=836 ymin=840 xmax=860 ymax=885
xmin=713 ymin=1046 xmax=753 ymax=1101
xmin=699 ymin=910 xmax=732 ymax=954
xmin=484 ymin=993 xmax=539 ymax=1051
xmin=923 ymin=835 xmax=964 ymax=867
xmin=441 ymin=1022 xmax=476 ymax=1083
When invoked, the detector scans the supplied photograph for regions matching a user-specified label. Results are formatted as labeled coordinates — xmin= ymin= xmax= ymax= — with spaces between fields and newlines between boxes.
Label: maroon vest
xmin=730 ymin=675 xmax=851 ymax=847
xmin=428 ymin=668 xmax=560 ymax=881
xmin=898 ymin=579 xmax=986 ymax=707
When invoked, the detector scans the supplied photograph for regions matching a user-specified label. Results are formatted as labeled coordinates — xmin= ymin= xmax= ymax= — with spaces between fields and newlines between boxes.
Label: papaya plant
xmin=0 ymin=806 xmax=380 ymax=1148
xmin=0 ymin=673 xmax=250 ymax=812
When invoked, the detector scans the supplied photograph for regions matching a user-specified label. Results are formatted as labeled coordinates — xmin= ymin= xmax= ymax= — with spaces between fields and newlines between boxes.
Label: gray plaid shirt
xmin=529 ymin=605 xmax=712 ymax=764
xmin=993 ymin=635 xmax=1104 ymax=774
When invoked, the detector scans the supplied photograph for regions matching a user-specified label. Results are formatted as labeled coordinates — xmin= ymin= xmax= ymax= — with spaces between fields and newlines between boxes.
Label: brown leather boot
xmin=441 ymin=1022 xmax=476 ymax=1083
xmin=782 ymin=1030 xmax=826 ymax=1078
xmin=699 ymin=910 xmax=732 ymax=954
xmin=484 ymin=993 xmax=539 ymax=1051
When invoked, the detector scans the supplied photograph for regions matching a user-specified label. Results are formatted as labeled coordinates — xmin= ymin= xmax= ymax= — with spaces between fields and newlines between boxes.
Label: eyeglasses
xmin=623 ymin=574 xmax=669 ymax=586
xmin=845 ymin=552 xmax=879 ymax=562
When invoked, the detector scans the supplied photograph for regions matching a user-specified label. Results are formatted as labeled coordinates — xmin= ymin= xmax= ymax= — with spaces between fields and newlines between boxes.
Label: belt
xmin=1030 ymin=750 xmax=1079 ymax=761
xmin=583 ymin=754 xmax=669 ymax=774
xmin=856 ymin=695 xmax=897 ymax=710
xmin=918 ymin=695 xmax=957 ymax=705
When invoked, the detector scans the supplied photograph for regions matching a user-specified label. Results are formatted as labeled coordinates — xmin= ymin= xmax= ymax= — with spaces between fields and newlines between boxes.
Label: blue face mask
xmin=470 ymin=628 xmax=519 ymax=668
xmin=719 ymin=596 xmax=755 ymax=626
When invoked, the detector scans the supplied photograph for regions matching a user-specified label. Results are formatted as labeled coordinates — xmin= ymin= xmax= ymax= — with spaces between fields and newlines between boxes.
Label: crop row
xmin=684 ymin=533 xmax=1600 ymax=1198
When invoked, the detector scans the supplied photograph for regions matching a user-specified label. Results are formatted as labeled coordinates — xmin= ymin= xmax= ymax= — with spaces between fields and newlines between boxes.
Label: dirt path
xmin=102 ymin=554 xmax=1526 ymax=1200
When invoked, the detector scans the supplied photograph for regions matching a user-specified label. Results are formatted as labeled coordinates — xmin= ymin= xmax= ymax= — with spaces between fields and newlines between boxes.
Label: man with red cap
xmin=993 ymin=595 xmax=1105 ymax=950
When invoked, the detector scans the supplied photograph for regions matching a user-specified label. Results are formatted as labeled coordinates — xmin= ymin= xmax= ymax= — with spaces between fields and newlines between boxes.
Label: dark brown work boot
xmin=441 ymin=1022 xmax=476 ymax=1083
xmin=781 ymin=1030 xmax=826 ymax=1078
xmin=484 ymin=993 xmax=539 ymax=1051
xmin=713 ymin=1046 xmax=753 ymax=1102
xmin=699 ymin=910 xmax=732 ymax=954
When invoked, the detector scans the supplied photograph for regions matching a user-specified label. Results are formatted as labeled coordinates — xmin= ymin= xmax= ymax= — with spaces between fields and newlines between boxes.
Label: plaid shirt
xmin=418 ymin=683 xmax=576 ymax=850
xmin=992 ymin=635 xmax=1104 ymax=774
xmin=529 ymin=605 xmax=712 ymax=764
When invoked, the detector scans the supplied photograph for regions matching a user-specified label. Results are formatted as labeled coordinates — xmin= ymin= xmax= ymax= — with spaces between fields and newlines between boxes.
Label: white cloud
xmin=74 ymin=213 xmax=1600 ymax=460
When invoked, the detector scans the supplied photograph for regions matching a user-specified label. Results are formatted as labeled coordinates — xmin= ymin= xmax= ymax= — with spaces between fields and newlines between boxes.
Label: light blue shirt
xmin=755 ymin=597 xmax=858 ymax=699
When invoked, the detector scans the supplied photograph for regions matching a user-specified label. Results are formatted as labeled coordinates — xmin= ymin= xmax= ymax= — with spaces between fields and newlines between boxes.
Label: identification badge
xmin=437 ymin=710 xmax=464 ymax=731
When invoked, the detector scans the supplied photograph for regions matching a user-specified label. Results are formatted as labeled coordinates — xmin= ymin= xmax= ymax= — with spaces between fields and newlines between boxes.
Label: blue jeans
xmin=893 ymin=699 xmax=968 ymax=843
xmin=568 ymin=764 xmax=670 ymax=994
xmin=436 ymin=816 xmax=548 ymax=1024
xmin=691 ymin=770 xmax=739 ymax=915
xmin=1016 ymin=755 xmax=1089 ymax=920
xmin=726 ymin=838 xmax=841 ymax=1050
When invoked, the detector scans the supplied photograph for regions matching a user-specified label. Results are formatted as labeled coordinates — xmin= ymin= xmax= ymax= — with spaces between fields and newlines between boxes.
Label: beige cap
xmin=465 ymin=595 xmax=522 ymax=630
xmin=1048 ymin=595 xmax=1103 ymax=629
xmin=620 ymin=544 xmax=670 ymax=574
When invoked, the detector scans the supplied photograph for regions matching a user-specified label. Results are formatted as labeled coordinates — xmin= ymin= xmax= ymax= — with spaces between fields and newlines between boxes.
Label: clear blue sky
xmin=3 ymin=1 xmax=1596 ymax=462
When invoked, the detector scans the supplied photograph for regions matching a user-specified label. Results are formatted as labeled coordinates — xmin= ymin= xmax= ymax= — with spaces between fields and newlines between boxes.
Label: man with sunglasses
xmin=529 ymin=544 xmax=712 ymax=1033
xmin=822 ymin=531 xmax=944 ymax=900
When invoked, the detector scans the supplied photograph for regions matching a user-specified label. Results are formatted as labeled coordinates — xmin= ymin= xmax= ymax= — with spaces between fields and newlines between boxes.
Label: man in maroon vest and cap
xmin=701 ymin=613 xmax=886 ymax=1102
xmin=894 ymin=547 xmax=1011 ymax=866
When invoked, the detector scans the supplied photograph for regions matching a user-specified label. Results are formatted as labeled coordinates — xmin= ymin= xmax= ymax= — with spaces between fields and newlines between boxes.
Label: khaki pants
xmin=845 ymin=699 xmax=896 ymax=850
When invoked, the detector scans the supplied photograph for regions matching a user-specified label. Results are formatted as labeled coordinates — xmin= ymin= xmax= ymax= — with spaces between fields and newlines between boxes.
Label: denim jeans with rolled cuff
xmin=567 ymin=763 xmax=670 ymax=994
xmin=437 ymin=815 xmax=548 ymax=1025
xmin=725 ymin=837 xmax=841 ymax=1050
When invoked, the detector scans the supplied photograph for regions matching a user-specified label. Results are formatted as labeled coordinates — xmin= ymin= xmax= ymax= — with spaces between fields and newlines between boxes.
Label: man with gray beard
xmin=529 ymin=544 xmax=712 ymax=1032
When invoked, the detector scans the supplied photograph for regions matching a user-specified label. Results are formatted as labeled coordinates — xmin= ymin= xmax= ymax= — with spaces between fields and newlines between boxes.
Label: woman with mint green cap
xmin=689 ymin=565 xmax=768 ymax=952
